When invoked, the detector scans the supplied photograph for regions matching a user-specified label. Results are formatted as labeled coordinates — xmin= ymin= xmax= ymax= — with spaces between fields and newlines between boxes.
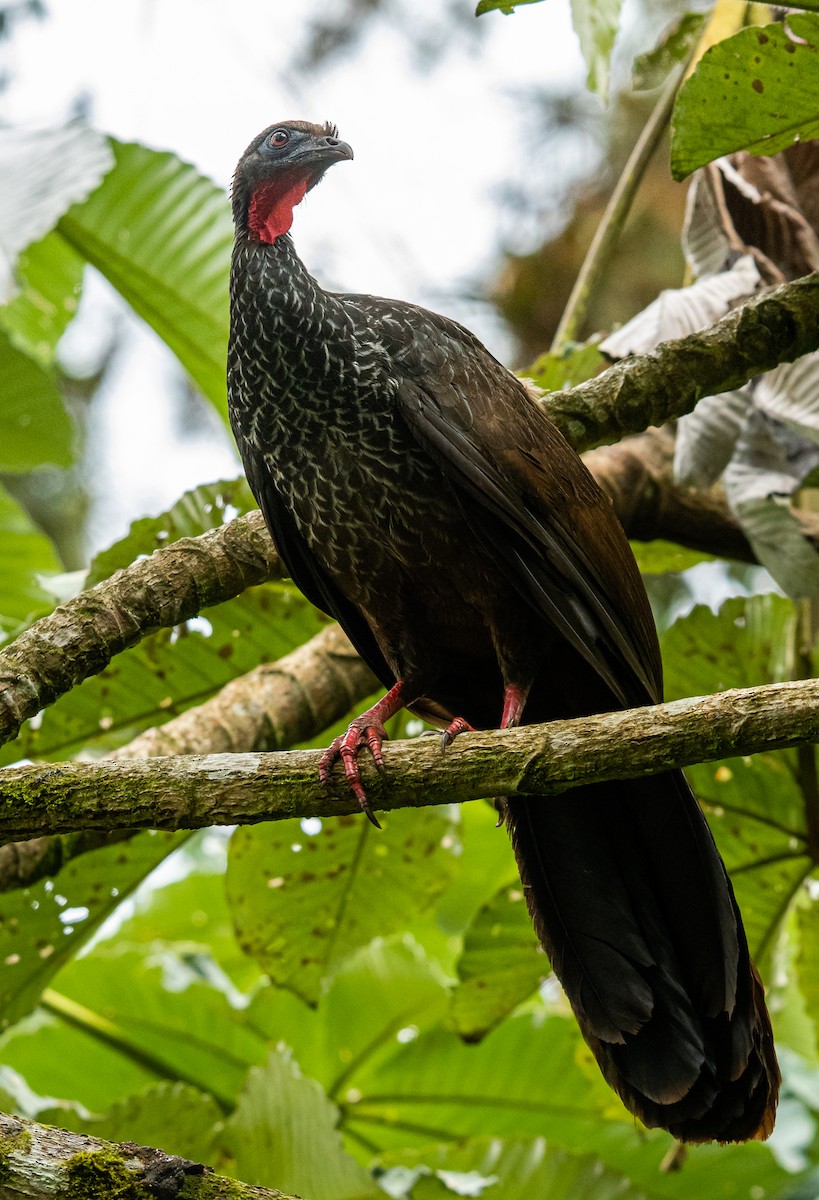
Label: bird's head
xmin=231 ymin=120 xmax=353 ymax=244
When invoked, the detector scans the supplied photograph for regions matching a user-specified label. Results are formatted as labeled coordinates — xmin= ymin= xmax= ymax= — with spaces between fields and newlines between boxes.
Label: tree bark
xmin=0 ymin=1111 xmax=293 ymax=1199
xmin=0 ymin=677 xmax=816 ymax=842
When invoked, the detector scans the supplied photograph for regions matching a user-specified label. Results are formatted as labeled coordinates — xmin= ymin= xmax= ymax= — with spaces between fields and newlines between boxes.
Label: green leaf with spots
xmin=226 ymin=807 xmax=459 ymax=1004
xmin=0 ymin=830 xmax=185 ymax=1032
xmin=451 ymin=881 xmax=544 ymax=1040
xmin=662 ymin=595 xmax=811 ymax=964
xmin=671 ymin=15 xmax=819 ymax=179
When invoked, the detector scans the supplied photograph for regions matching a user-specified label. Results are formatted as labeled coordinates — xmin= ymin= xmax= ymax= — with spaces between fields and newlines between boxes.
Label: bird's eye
xmin=268 ymin=129 xmax=289 ymax=149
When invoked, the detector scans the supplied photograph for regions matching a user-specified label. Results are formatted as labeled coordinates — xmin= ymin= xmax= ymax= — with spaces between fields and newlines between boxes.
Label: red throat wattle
xmin=248 ymin=177 xmax=309 ymax=243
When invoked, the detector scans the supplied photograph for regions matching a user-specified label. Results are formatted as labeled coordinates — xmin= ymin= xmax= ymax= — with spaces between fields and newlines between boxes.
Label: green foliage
xmin=0 ymin=331 xmax=74 ymax=472
xmin=226 ymin=807 xmax=459 ymax=1004
xmin=633 ymin=12 xmax=707 ymax=91
xmin=58 ymin=139 xmax=233 ymax=418
xmin=525 ymin=338 xmax=605 ymax=393
xmin=0 ymin=484 xmax=62 ymax=641
xmin=671 ymin=14 xmax=819 ymax=178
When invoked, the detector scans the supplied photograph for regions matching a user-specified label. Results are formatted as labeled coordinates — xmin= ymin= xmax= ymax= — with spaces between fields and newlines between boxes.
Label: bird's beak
xmin=300 ymin=138 xmax=354 ymax=170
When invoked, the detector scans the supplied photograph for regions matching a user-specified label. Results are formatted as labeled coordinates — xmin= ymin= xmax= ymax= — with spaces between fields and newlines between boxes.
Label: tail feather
xmin=505 ymin=770 xmax=780 ymax=1143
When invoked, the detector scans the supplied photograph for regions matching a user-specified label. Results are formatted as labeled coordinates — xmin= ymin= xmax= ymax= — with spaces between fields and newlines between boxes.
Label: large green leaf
xmin=346 ymin=1010 xmax=791 ymax=1197
xmin=0 ymin=830 xmax=185 ymax=1033
xmin=0 ymin=330 xmax=74 ymax=471
xmin=662 ymin=595 xmax=812 ymax=963
xmin=226 ymin=806 xmax=459 ymax=1004
xmin=450 ymin=881 xmax=543 ymax=1039
xmin=246 ymin=940 xmax=450 ymax=1100
xmin=223 ymin=1048 xmax=382 ymax=1199
xmin=0 ymin=123 xmax=112 ymax=304
xmin=42 ymin=947 xmax=268 ymax=1108
xmin=0 ymin=480 xmax=321 ymax=767
xmin=0 ymin=482 xmax=61 ymax=641
xmin=0 ymin=231 xmax=84 ymax=367
xmin=58 ymin=138 xmax=233 ymax=416
xmin=671 ymin=15 xmax=819 ymax=179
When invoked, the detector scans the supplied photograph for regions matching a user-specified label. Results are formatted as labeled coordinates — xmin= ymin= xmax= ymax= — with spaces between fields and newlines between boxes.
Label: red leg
xmin=319 ymin=680 xmax=407 ymax=827
xmin=500 ymin=682 xmax=530 ymax=730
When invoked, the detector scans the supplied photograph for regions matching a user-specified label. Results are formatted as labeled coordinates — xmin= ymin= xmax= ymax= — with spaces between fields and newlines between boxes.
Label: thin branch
xmin=551 ymin=67 xmax=683 ymax=351
xmin=0 ymin=678 xmax=818 ymax=843
xmin=0 ymin=1111 xmax=293 ymax=1199
xmin=0 ymin=511 xmax=279 ymax=749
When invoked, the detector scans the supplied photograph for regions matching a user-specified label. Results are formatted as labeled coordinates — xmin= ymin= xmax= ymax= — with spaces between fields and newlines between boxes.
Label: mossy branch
xmin=0 ymin=1111 xmax=293 ymax=1198
xmin=1 ymin=677 xmax=818 ymax=843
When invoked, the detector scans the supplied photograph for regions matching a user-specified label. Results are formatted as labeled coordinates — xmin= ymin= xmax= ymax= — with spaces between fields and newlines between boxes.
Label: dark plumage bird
xmin=228 ymin=119 xmax=779 ymax=1142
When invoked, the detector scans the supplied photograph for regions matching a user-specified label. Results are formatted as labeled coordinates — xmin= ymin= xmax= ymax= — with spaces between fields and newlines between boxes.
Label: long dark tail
xmin=505 ymin=769 xmax=779 ymax=1142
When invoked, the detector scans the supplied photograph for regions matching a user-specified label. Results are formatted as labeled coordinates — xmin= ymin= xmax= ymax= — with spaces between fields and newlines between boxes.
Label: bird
xmin=227 ymin=119 xmax=779 ymax=1143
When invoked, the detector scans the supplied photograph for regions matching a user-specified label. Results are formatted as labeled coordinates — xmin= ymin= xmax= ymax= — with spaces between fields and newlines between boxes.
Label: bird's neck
xmin=231 ymin=232 xmax=328 ymax=333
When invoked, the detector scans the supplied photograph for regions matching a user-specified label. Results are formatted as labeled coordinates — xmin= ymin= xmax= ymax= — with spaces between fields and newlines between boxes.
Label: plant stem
xmin=551 ymin=68 xmax=683 ymax=353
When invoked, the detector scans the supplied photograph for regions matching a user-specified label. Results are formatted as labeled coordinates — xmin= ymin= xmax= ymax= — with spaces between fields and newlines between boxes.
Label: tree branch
xmin=0 ymin=511 xmax=279 ymax=750
xmin=0 ymin=1111 xmax=294 ymax=1199
xmin=548 ymin=271 xmax=819 ymax=447
xmin=0 ymin=624 xmax=378 ymax=891
xmin=1 ymin=678 xmax=817 ymax=843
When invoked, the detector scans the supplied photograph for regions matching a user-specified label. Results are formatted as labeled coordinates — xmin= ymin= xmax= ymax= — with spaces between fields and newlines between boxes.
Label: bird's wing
xmin=353 ymin=297 xmax=662 ymax=705
xmin=237 ymin=441 xmax=395 ymax=690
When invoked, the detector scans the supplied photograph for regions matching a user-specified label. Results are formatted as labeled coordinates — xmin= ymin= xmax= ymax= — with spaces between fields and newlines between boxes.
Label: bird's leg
xmin=500 ymin=682 xmax=531 ymax=730
xmin=318 ymin=680 xmax=407 ymax=828
xmin=493 ymin=681 xmax=532 ymax=824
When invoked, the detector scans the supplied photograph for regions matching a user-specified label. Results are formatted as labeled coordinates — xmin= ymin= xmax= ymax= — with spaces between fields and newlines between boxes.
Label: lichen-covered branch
xmin=0 ymin=624 xmax=378 ymax=891
xmin=0 ymin=511 xmax=279 ymax=750
xmin=547 ymin=271 xmax=819 ymax=447
xmin=1 ymin=677 xmax=818 ymax=843
xmin=0 ymin=1111 xmax=293 ymax=1198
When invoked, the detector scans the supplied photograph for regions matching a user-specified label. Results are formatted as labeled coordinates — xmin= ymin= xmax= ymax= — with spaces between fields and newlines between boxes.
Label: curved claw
xmin=440 ymin=715 xmax=474 ymax=750
xmin=319 ymin=719 xmax=387 ymax=829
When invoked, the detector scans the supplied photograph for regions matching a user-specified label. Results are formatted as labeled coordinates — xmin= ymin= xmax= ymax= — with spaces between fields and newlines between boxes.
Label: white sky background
xmin=3 ymin=0 xmax=592 ymax=552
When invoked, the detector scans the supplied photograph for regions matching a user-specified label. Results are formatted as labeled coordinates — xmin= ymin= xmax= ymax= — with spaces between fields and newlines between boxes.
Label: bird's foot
xmin=319 ymin=718 xmax=388 ymax=828
xmin=440 ymin=716 xmax=475 ymax=749
xmin=318 ymin=681 xmax=406 ymax=829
